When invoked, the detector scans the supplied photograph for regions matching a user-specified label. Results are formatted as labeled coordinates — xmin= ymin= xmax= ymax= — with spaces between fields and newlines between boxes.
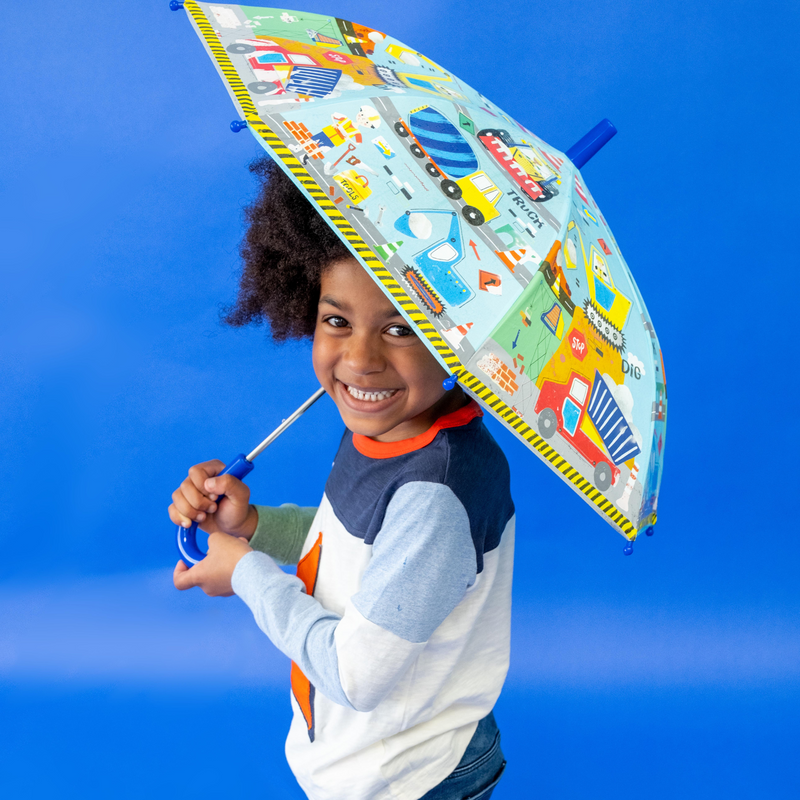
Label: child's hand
xmin=168 ymin=459 xmax=258 ymax=539
xmin=173 ymin=532 xmax=252 ymax=597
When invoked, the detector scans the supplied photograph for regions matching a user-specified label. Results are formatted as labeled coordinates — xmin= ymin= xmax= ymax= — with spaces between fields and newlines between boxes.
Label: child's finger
xmin=179 ymin=475 xmax=217 ymax=514
xmin=204 ymin=474 xmax=250 ymax=506
xmin=171 ymin=486 xmax=206 ymax=523
xmin=188 ymin=461 xmax=226 ymax=497
xmin=173 ymin=559 xmax=198 ymax=590
xmin=167 ymin=502 xmax=194 ymax=529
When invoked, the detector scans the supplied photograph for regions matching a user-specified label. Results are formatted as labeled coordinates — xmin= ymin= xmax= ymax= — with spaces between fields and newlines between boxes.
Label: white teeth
xmin=346 ymin=385 xmax=398 ymax=402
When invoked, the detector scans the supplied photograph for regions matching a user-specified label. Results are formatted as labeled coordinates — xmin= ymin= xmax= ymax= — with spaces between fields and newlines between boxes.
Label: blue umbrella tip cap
xmin=230 ymin=120 xmax=248 ymax=133
xmin=442 ymin=374 xmax=458 ymax=391
xmin=169 ymin=1 xmax=185 ymax=10
xmin=645 ymin=526 xmax=655 ymax=537
xmin=623 ymin=542 xmax=634 ymax=556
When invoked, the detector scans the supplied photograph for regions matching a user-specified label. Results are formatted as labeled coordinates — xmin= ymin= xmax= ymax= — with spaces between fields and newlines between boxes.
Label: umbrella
xmin=169 ymin=1 xmax=667 ymax=553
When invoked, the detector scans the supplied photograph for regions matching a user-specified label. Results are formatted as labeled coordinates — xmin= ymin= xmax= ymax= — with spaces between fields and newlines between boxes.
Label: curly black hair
xmin=223 ymin=155 xmax=350 ymax=340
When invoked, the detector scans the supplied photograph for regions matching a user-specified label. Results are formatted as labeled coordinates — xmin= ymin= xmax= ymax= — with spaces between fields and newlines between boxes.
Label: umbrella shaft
xmin=246 ymin=387 xmax=326 ymax=462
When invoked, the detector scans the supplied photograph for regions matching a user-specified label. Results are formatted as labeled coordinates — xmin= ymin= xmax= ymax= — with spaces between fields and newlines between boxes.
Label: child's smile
xmin=312 ymin=258 xmax=466 ymax=442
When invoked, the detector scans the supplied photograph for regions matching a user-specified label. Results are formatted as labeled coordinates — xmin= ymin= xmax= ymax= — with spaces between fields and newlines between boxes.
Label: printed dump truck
xmin=227 ymin=37 xmax=385 ymax=96
xmin=535 ymin=368 xmax=641 ymax=490
xmin=393 ymin=106 xmax=501 ymax=226
xmin=477 ymin=128 xmax=559 ymax=203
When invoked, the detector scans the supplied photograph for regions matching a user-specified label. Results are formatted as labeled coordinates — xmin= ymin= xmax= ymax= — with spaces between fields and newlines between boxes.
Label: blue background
xmin=1 ymin=1 xmax=798 ymax=797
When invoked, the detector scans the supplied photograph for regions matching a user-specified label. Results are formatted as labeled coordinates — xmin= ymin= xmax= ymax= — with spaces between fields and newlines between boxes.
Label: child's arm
xmin=250 ymin=504 xmax=318 ymax=566
xmin=230 ymin=482 xmax=478 ymax=711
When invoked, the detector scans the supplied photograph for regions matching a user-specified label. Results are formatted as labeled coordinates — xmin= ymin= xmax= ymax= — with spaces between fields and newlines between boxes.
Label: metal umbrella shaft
xmin=176 ymin=387 xmax=326 ymax=566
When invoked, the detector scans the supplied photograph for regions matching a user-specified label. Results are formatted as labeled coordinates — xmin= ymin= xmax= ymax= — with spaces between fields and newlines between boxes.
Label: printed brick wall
xmin=283 ymin=120 xmax=324 ymax=159
xmin=477 ymin=353 xmax=519 ymax=395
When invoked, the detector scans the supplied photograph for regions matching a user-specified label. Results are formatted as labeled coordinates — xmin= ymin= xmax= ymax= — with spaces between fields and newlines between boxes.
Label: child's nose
xmin=343 ymin=333 xmax=384 ymax=374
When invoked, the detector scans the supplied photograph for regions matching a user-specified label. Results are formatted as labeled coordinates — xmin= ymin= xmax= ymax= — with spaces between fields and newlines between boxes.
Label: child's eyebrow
xmin=319 ymin=295 xmax=404 ymax=320
xmin=319 ymin=295 xmax=344 ymax=309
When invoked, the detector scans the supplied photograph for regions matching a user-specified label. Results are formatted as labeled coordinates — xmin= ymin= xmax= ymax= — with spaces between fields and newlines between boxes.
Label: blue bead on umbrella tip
xmin=623 ymin=541 xmax=634 ymax=556
xmin=230 ymin=120 xmax=248 ymax=133
xmin=169 ymin=1 xmax=184 ymax=10
xmin=442 ymin=374 xmax=458 ymax=391
xmin=645 ymin=526 xmax=655 ymax=537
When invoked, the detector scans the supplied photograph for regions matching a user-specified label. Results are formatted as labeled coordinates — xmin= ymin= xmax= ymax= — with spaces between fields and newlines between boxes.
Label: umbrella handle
xmin=175 ymin=453 xmax=255 ymax=567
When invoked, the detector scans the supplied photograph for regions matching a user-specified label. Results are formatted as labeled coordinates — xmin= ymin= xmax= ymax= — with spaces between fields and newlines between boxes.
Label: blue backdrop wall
xmin=1 ymin=1 xmax=798 ymax=797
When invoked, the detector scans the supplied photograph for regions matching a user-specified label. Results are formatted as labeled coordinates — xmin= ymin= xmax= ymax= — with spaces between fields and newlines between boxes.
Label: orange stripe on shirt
xmin=291 ymin=532 xmax=322 ymax=740
xmin=352 ymin=400 xmax=483 ymax=459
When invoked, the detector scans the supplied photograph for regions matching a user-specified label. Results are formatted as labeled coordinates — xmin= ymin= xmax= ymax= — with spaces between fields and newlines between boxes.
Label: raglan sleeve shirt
xmin=232 ymin=482 xmax=477 ymax=712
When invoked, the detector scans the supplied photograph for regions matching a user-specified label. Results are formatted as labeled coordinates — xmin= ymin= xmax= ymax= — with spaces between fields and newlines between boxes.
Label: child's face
xmin=312 ymin=258 xmax=456 ymax=442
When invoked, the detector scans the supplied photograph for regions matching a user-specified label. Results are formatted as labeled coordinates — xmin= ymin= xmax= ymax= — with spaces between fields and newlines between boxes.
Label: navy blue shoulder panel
xmin=325 ymin=417 xmax=514 ymax=573
xmin=440 ymin=418 xmax=515 ymax=571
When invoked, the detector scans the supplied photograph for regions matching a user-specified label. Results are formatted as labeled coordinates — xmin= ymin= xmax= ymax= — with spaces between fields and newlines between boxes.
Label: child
xmin=170 ymin=157 xmax=515 ymax=800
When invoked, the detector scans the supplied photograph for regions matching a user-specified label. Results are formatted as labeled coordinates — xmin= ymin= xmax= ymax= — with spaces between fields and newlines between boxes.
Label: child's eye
xmin=386 ymin=324 xmax=414 ymax=338
xmin=324 ymin=315 xmax=349 ymax=328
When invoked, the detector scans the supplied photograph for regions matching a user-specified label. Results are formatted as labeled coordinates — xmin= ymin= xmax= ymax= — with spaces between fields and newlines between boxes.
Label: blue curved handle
xmin=176 ymin=453 xmax=255 ymax=567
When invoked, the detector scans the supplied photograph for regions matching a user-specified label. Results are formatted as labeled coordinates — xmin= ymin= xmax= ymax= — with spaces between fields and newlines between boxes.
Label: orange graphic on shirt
xmin=291 ymin=532 xmax=322 ymax=742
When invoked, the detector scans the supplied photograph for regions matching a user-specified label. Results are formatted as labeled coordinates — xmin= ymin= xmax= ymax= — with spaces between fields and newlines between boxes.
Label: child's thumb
xmin=204 ymin=474 xmax=249 ymax=503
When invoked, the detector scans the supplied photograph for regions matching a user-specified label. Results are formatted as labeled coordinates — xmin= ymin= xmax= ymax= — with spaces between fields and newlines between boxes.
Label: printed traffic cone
xmin=617 ymin=462 xmax=639 ymax=512
xmin=441 ymin=322 xmax=473 ymax=348
xmin=495 ymin=247 xmax=533 ymax=273
xmin=375 ymin=240 xmax=404 ymax=260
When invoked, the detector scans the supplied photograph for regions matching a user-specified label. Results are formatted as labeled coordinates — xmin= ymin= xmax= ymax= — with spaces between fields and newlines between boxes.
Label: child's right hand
xmin=168 ymin=459 xmax=258 ymax=540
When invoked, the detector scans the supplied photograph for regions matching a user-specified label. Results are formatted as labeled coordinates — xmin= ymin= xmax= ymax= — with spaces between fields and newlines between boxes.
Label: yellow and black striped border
xmin=184 ymin=1 xmax=638 ymax=541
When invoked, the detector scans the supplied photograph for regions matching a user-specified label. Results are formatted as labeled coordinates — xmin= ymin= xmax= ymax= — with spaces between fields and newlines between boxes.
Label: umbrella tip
xmin=230 ymin=120 xmax=248 ymax=133
xmin=442 ymin=374 xmax=458 ymax=391
xmin=623 ymin=540 xmax=634 ymax=556
xmin=644 ymin=526 xmax=655 ymax=537
xmin=565 ymin=119 xmax=617 ymax=170
xmin=169 ymin=1 xmax=184 ymax=9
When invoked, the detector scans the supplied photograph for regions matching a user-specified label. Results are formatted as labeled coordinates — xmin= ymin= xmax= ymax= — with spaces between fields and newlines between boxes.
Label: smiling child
xmin=169 ymin=157 xmax=515 ymax=800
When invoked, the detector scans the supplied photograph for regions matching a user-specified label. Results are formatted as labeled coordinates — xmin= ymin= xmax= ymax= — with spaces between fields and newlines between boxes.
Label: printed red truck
xmin=478 ymin=132 xmax=545 ymax=201
xmin=535 ymin=370 xmax=625 ymax=491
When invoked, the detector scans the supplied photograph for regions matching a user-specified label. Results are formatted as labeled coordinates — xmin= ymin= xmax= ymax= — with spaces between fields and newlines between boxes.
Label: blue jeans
xmin=418 ymin=712 xmax=506 ymax=800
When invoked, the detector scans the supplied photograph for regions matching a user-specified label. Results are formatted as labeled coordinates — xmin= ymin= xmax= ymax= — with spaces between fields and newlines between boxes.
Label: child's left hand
xmin=173 ymin=532 xmax=253 ymax=597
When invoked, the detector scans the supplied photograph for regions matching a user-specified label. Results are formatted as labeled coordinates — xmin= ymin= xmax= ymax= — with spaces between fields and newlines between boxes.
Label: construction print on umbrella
xmin=228 ymin=31 xmax=391 ymax=100
xmin=477 ymin=128 xmax=560 ymax=203
xmin=401 ymin=266 xmax=444 ymax=317
xmin=393 ymin=105 xmax=503 ymax=227
xmin=383 ymin=163 xmax=415 ymax=200
xmin=477 ymin=352 xmax=519 ymax=396
xmin=333 ymin=169 xmax=372 ymax=206
xmin=478 ymin=270 xmax=502 ymax=295
xmin=371 ymin=135 xmax=395 ymax=159
xmin=488 ymin=257 xmax=574 ymax=383
xmin=176 ymin=1 xmax=667 ymax=544
xmin=565 ymin=219 xmax=632 ymax=352
xmin=495 ymin=246 xmax=538 ymax=274
xmin=284 ymin=105 xmax=381 ymax=162
xmin=533 ymin=310 xmax=642 ymax=498
xmin=395 ymin=209 xmax=474 ymax=307
xmin=494 ymin=221 xmax=535 ymax=251
xmin=441 ymin=321 xmax=474 ymax=350
xmin=218 ymin=9 xmax=383 ymax=55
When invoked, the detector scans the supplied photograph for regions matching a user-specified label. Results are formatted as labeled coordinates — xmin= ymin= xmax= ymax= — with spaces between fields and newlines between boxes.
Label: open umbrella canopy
xmin=172 ymin=1 xmax=667 ymax=546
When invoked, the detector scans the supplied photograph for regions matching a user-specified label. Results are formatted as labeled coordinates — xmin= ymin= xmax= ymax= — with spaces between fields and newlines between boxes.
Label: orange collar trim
xmin=352 ymin=400 xmax=483 ymax=459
